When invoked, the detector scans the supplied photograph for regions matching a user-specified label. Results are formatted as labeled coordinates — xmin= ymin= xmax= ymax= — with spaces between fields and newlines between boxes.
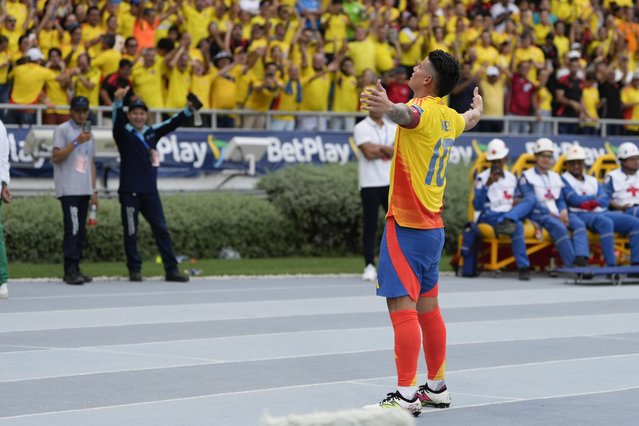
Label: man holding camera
xmin=52 ymin=96 xmax=98 ymax=285
xmin=473 ymin=138 xmax=534 ymax=280
xmin=112 ymin=86 xmax=200 ymax=282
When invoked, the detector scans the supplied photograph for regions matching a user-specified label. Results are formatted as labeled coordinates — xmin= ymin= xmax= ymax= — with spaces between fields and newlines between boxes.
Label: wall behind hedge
xmin=2 ymin=163 xmax=470 ymax=262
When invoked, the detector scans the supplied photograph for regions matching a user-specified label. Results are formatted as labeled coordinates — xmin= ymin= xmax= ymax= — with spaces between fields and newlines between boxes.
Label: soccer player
xmin=359 ymin=50 xmax=482 ymax=416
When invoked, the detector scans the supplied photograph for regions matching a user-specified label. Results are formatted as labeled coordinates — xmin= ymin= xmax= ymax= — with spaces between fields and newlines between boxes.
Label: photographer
xmin=473 ymin=138 xmax=534 ymax=280
xmin=112 ymin=86 xmax=200 ymax=282
xmin=52 ymin=96 xmax=97 ymax=285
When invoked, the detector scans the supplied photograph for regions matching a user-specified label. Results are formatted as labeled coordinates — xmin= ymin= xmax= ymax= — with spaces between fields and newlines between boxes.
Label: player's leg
xmin=363 ymin=218 xmax=422 ymax=416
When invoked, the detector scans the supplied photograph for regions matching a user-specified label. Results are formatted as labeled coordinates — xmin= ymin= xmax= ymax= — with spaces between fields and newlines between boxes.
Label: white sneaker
xmin=417 ymin=384 xmax=451 ymax=408
xmin=363 ymin=391 xmax=421 ymax=417
xmin=362 ymin=264 xmax=377 ymax=281
xmin=0 ymin=283 xmax=8 ymax=299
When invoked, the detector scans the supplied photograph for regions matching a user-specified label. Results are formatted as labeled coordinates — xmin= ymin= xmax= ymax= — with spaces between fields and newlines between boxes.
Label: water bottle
xmin=87 ymin=204 xmax=97 ymax=227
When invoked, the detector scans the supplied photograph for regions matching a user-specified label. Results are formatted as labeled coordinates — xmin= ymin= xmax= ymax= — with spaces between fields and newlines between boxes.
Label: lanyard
xmin=133 ymin=129 xmax=150 ymax=150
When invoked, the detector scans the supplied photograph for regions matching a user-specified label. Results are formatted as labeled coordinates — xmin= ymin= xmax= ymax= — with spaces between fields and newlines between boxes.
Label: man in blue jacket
xmin=473 ymin=138 xmax=534 ymax=280
xmin=561 ymin=144 xmax=639 ymax=267
xmin=519 ymin=138 xmax=589 ymax=268
xmin=112 ymin=86 xmax=196 ymax=282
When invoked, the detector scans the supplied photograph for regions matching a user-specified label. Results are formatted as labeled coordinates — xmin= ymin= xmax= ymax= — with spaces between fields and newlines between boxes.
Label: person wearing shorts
xmin=360 ymin=50 xmax=483 ymax=416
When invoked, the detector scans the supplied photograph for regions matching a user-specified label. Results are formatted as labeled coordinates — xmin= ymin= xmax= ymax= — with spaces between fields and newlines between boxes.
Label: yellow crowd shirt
xmin=388 ymin=96 xmax=465 ymax=229
xmin=581 ymin=85 xmax=599 ymax=127
xmin=211 ymin=66 xmax=241 ymax=110
xmin=45 ymin=69 xmax=69 ymax=114
xmin=132 ymin=61 xmax=165 ymax=109
xmin=190 ymin=70 xmax=215 ymax=109
xmin=332 ymin=72 xmax=359 ymax=112
xmin=300 ymin=68 xmax=330 ymax=111
xmin=273 ymin=79 xmax=301 ymax=121
xmin=73 ymin=67 xmax=101 ymax=107
xmin=165 ymin=66 xmax=192 ymax=109
xmin=621 ymin=85 xmax=639 ymax=132
xmin=11 ymin=63 xmax=57 ymax=104
xmin=479 ymin=77 xmax=505 ymax=116
xmin=398 ymin=29 xmax=424 ymax=67
xmin=92 ymin=49 xmax=122 ymax=79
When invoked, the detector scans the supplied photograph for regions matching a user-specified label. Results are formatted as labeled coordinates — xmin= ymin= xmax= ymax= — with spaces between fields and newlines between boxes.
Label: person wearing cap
xmin=474 ymin=138 xmax=534 ymax=280
xmin=131 ymin=48 xmax=164 ymax=110
xmin=111 ymin=85 xmax=198 ymax=283
xmin=555 ymin=52 xmax=584 ymax=135
xmin=478 ymin=65 xmax=506 ymax=133
xmin=5 ymin=47 xmax=65 ymax=125
xmin=519 ymin=138 xmax=589 ymax=268
xmin=620 ymin=71 xmax=639 ymax=135
xmin=0 ymin=117 xmax=11 ymax=299
xmin=562 ymin=144 xmax=639 ymax=268
xmin=211 ymin=50 xmax=239 ymax=128
xmin=51 ymin=96 xmax=97 ymax=285
xmin=605 ymin=142 xmax=639 ymax=218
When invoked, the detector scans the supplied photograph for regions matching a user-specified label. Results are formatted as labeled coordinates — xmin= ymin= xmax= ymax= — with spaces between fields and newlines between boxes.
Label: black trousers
xmin=360 ymin=186 xmax=389 ymax=266
xmin=119 ymin=192 xmax=179 ymax=274
xmin=60 ymin=195 xmax=90 ymax=273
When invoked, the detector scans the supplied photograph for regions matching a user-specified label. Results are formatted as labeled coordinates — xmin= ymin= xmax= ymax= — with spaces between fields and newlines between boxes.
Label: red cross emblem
xmin=582 ymin=191 xmax=587 ymax=195
xmin=503 ymin=191 xmax=513 ymax=200
xmin=628 ymin=186 xmax=639 ymax=197
xmin=544 ymin=189 xmax=555 ymax=200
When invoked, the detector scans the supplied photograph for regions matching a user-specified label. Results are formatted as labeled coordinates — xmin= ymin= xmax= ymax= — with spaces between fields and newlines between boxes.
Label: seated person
xmin=473 ymin=138 xmax=534 ymax=280
xmin=519 ymin=138 xmax=589 ymax=267
xmin=605 ymin=142 xmax=639 ymax=218
xmin=562 ymin=144 xmax=639 ymax=267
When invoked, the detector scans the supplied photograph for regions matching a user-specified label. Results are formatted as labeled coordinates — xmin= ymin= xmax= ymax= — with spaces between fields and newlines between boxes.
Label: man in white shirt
xmin=491 ymin=0 xmax=520 ymax=33
xmin=0 ymin=118 xmax=11 ymax=299
xmin=353 ymin=110 xmax=397 ymax=281
xmin=605 ymin=142 xmax=639 ymax=218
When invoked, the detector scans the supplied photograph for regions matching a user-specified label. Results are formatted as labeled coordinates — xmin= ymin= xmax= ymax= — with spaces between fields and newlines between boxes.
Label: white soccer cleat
xmin=417 ymin=384 xmax=451 ymax=408
xmin=0 ymin=283 xmax=8 ymax=299
xmin=363 ymin=391 xmax=422 ymax=417
xmin=362 ymin=264 xmax=377 ymax=281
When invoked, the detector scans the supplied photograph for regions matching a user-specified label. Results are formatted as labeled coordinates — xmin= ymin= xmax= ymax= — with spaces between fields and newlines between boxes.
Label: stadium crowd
xmin=0 ymin=0 xmax=638 ymax=132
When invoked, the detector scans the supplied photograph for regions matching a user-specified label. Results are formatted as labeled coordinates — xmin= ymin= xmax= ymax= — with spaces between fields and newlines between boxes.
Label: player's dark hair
xmin=427 ymin=50 xmax=461 ymax=98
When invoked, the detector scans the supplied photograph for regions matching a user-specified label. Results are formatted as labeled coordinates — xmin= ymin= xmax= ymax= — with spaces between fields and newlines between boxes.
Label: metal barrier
xmin=2 ymin=103 xmax=639 ymax=136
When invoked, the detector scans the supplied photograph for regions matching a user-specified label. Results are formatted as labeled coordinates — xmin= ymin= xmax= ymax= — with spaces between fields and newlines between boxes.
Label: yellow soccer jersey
xmin=388 ymin=97 xmax=465 ymax=229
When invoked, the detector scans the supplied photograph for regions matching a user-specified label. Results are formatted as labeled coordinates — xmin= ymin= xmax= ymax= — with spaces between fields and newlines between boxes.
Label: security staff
xmin=112 ymin=86 xmax=198 ymax=282
xmin=605 ymin=142 xmax=639 ymax=218
xmin=52 ymin=96 xmax=97 ymax=285
xmin=473 ymin=138 xmax=534 ymax=280
xmin=520 ymin=138 xmax=589 ymax=268
xmin=562 ymin=144 xmax=639 ymax=267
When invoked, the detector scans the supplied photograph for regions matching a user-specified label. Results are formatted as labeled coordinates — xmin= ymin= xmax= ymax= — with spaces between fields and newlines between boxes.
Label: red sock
xmin=390 ymin=310 xmax=421 ymax=387
xmin=418 ymin=307 xmax=447 ymax=380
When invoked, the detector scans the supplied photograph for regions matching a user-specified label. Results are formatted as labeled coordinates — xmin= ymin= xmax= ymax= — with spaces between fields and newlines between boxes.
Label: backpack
xmin=460 ymin=222 xmax=482 ymax=277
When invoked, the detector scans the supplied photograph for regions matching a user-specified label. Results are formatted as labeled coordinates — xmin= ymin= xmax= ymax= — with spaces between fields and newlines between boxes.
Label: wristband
xmin=72 ymin=140 xmax=79 ymax=148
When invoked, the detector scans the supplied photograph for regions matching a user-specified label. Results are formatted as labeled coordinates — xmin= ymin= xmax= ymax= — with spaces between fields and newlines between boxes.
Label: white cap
xmin=632 ymin=70 xmax=639 ymax=81
xmin=617 ymin=142 xmax=639 ymax=160
xmin=565 ymin=145 xmax=586 ymax=162
xmin=534 ymin=137 xmax=556 ymax=154
xmin=25 ymin=48 xmax=44 ymax=61
xmin=567 ymin=50 xmax=581 ymax=60
xmin=486 ymin=66 xmax=499 ymax=77
xmin=571 ymin=42 xmax=582 ymax=50
xmin=485 ymin=138 xmax=509 ymax=161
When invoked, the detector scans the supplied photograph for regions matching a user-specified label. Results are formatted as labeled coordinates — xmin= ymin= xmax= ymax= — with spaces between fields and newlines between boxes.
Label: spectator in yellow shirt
xmin=92 ymin=34 xmax=123 ymax=79
xmin=210 ymin=50 xmax=240 ymax=128
xmin=0 ymin=14 xmax=24 ymax=59
xmin=298 ymin=52 xmax=336 ymax=131
xmin=62 ymin=25 xmax=87 ymax=68
xmin=580 ymin=70 xmax=601 ymax=135
xmin=621 ymin=71 xmax=639 ymax=135
xmin=36 ymin=3 xmax=65 ymax=56
xmin=164 ymin=43 xmax=192 ymax=110
xmin=82 ymin=6 xmax=104 ymax=57
xmin=348 ymin=27 xmax=376 ymax=75
xmin=533 ymin=67 xmax=553 ymax=135
xmin=271 ymin=63 xmax=301 ymax=131
xmin=478 ymin=66 xmax=506 ymax=132
xmin=244 ymin=62 xmax=282 ymax=129
xmin=329 ymin=57 xmax=359 ymax=131
xmin=6 ymin=47 xmax=62 ymax=125
xmin=131 ymin=47 xmax=164 ymax=109
xmin=43 ymin=48 xmax=71 ymax=125
xmin=70 ymin=53 xmax=101 ymax=123
xmin=122 ymin=37 xmax=139 ymax=62
xmin=0 ymin=36 xmax=10 ymax=120
xmin=398 ymin=15 xmax=425 ymax=69
xmin=181 ymin=0 xmax=214 ymax=46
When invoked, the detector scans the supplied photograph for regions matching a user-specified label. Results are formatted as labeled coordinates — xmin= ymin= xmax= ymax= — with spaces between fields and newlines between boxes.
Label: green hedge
xmin=2 ymin=163 xmax=470 ymax=262
xmin=3 ymin=193 xmax=298 ymax=263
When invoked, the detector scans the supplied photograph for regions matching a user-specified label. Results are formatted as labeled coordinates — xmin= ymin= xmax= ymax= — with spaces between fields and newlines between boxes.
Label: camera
xmin=82 ymin=121 xmax=92 ymax=133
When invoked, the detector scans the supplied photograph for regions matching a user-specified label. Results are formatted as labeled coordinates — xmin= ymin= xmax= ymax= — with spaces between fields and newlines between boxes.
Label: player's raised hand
xmin=470 ymin=86 xmax=483 ymax=114
xmin=360 ymin=79 xmax=394 ymax=114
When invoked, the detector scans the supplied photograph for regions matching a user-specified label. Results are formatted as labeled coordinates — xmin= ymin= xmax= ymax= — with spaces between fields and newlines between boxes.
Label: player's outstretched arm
xmin=462 ymin=87 xmax=483 ymax=131
xmin=360 ymin=79 xmax=415 ymax=127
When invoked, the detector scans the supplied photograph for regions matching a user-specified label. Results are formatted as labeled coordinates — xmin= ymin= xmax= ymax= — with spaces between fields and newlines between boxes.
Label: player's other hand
xmin=360 ymin=79 xmax=393 ymax=114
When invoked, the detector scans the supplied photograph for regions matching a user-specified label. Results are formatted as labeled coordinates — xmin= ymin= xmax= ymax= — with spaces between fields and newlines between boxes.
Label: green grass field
xmin=9 ymin=255 xmax=453 ymax=279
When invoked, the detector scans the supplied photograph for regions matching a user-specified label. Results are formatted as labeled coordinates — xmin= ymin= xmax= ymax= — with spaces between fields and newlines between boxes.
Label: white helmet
xmin=485 ymin=138 xmax=509 ymax=161
xmin=617 ymin=142 xmax=639 ymax=160
xmin=565 ymin=145 xmax=586 ymax=161
xmin=534 ymin=137 xmax=556 ymax=154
